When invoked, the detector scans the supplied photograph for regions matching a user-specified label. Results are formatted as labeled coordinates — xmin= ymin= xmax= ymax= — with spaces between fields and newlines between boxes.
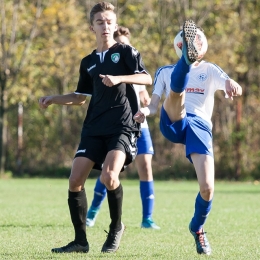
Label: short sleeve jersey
xmin=75 ymin=43 xmax=148 ymax=136
xmin=153 ymin=60 xmax=229 ymax=126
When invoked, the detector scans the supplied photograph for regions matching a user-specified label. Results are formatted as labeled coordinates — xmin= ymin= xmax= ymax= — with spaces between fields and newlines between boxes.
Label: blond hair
xmin=90 ymin=2 xmax=115 ymax=25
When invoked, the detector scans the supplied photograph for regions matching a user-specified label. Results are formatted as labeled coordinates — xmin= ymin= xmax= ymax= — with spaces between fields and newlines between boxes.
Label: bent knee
xmin=69 ymin=176 xmax=84 ymax=191
xmin=100 ymin=171 xmax=119 ymax=190
xmin=199 ymin=186 xmax=214 ymax=201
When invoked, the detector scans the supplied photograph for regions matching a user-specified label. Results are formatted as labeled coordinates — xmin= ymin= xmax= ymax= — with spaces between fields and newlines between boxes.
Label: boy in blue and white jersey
xmin=134 ymin=20 xmax=242 ymax=255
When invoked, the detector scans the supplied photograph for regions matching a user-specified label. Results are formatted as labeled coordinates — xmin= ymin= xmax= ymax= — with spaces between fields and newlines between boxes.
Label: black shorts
xmin=74 ymin=132 xmax=138 ymax=172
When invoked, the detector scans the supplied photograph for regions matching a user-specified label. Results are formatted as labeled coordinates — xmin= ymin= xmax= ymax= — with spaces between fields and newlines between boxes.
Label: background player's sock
xmin=140 ymin=180 xmax=155 ymax=219
xmin=91 ymin=177 xmax=107 ymax=208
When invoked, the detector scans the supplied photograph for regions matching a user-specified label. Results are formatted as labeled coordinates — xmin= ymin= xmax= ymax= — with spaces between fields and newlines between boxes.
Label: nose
xmin=103 ymin=21 xmax=109 ymax=29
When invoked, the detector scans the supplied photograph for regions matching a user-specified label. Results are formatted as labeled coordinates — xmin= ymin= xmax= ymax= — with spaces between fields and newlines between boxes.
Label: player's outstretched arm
xmin=225 ymin=79 xmax=242 ymax=99
xmin=134 ymin=94 xmax=160 ymax=123
xmin=99 ymin=73 xmax=152 ymax=87
xmin=39 ymin=93 xmax=86 ymax=109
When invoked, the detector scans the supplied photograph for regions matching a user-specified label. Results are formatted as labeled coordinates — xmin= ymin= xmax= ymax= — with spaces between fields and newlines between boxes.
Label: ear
xmin=89 ymin=26 xmax=95 ymax=33
xmin=114 ymin=23 xmax=118 ymax=32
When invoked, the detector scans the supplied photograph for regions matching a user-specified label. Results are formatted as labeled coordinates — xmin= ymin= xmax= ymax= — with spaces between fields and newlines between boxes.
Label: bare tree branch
xmin=116 ymin=0 xmax=133 ymax=16
xmin=10 ymin=0 xmax=43 ymax=88
xmin=0 ymin=0 xmax=7 ymax=75
xmin=195 ymin=2 xmax=214 ymax=26
xmin=7 ymin=0 xmax=20 ymax=65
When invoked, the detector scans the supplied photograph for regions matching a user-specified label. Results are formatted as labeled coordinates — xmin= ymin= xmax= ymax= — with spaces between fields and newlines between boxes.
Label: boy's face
xmin=114 ymin=35 xmax=130 ymax=45
xmin=90 ymin=11 xmax=118 ymax=42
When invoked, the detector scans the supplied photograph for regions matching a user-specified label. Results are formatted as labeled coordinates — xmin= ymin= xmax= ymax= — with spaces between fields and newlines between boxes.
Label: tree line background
xmin=1 ymin=0 xmax=260 ymax=180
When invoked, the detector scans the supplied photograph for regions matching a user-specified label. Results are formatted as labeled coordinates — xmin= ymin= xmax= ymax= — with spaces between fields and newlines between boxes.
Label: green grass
xmin=0 ymin=179 xmax=260 ymax=259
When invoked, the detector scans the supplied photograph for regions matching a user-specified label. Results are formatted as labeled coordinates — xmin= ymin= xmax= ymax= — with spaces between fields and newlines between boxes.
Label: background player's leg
xmin=86 ymin=177 xmax=107 ymax=227
xmin=135 ymin=154 xmax=160 ymax=229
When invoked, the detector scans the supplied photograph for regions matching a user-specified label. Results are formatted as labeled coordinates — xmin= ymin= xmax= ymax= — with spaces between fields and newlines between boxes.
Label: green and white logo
xmin=111 ymin=53 xmax=120 ymax=63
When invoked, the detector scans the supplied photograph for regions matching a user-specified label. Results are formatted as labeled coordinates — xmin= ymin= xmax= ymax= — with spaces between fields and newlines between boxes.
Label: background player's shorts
xmin=137 ymin=127 xmax=154 ymax=155
xmin=160 ymin=106 xmax=213 ymax=163
xmin=74 ymin=132 xmax=137 ymax=171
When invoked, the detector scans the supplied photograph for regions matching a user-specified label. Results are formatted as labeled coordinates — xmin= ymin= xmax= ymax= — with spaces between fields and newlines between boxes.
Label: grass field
xmin=0 ymin=179 xmax=259 ymax=259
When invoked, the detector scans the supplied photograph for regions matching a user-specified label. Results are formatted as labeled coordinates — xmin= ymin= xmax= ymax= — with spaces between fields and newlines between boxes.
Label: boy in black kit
xmin=39 ymin=1 xmax=152 ymax=254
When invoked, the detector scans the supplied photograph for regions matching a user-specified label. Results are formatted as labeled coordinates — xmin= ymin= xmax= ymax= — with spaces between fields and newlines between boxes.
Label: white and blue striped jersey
xmin=153 ymin=60 xmax=229 ymax=126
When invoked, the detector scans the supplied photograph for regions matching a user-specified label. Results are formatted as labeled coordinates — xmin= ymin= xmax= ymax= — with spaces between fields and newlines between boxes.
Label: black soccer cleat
xmin=101 ymin=223 xmax=125 ymax=253
xmin=182 ymin=19 xmax=199 ymax=65
xmin=51 ymin=241 xmax=89 ymax=253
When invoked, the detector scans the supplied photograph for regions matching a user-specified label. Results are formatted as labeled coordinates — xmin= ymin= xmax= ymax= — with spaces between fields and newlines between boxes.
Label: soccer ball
xmin=173 ymin=29 xmax=208 ymax=60
xmin=173 ymin=31 xmax=183 ymax=59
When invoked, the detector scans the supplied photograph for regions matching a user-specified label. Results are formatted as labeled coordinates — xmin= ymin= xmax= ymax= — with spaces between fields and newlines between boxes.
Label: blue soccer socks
xmin=140 ymin=181 xmax=155 ymax=219
xmin=86 ymin=177 xmax=106 ymax=227
xmin=190 ymin=192 xmax=212 ymax=232
xmin=91 ymin=177 xmax=107 ymax=208
xmin=170 ymin=56 xmax=191 ymax=93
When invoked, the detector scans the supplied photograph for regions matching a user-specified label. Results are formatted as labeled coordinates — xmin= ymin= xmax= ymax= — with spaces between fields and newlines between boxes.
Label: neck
xmin=194 ymin=60 xmax=202 ymax=66
xmin=96 ymin=39 xmax=117 ymax=52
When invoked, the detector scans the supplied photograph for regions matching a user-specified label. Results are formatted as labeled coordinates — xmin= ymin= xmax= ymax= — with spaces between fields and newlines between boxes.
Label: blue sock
xmin=170 ymin=56 xmax=190 ymax=93
xmin=191 ymin=192 xmax=213 ymax=232
xmin=91 ymin=177 xmax=107 ymax=208
xmin=140 ymin=181 xmax=155 ymax=219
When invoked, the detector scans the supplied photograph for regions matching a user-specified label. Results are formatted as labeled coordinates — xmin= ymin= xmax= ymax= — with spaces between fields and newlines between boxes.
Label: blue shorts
xmin=160 ymin=106 xmax=213 ymax=163
xmin=137 ymin=127 xmax=154 ymax=155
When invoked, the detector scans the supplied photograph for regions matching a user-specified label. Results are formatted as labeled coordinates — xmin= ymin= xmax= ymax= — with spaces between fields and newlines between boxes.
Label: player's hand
xmin=133 ymin=107 xmax=150 ymax=123
xmin=99 ymin=74 xmax=121 ymax=87
xmin=39 ymin=96 xmax=53 ymax=109
xmin=225 ymin=79 xmax=242 ymax=99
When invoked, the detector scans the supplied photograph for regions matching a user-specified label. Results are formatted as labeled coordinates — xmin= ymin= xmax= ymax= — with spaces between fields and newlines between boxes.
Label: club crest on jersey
xmin=197 ymin=73 xmax=207 ymax=81
xmin=111 ymin=53 xmax=120 ymax=63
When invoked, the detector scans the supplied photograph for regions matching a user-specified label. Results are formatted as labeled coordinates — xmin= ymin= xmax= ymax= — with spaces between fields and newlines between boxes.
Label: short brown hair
xmin=90 ymin=2 xmax=116 ymax=25
xmin=114 ymin=26 xmax=131 ymax=39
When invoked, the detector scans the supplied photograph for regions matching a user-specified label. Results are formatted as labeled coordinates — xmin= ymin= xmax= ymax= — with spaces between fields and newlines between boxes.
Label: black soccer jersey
xmin=75 ymin=43 xmax=148 ymax=137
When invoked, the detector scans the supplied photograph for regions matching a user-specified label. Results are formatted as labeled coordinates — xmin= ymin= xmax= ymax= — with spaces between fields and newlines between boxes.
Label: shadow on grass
xmin=0 ymin=254 xmax=56 ymax=260
xmin=97 ymin=254 xmax=160 ymax=258
xmin=0 ymin=224 xmax=69 ymax=228
xmin=216 ymin=190 xmax=260 ymax=194
xmin=0 ymin=253 xmax=165 ymax=259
